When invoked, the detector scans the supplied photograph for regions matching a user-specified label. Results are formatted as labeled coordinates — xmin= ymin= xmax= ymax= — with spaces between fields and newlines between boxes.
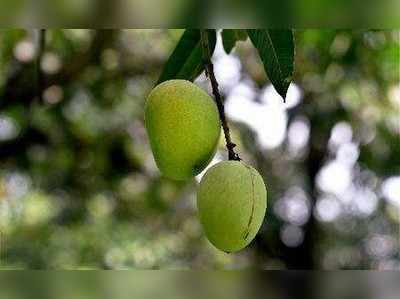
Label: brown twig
xmin=200 ymin=30 xmax=240 ymax=161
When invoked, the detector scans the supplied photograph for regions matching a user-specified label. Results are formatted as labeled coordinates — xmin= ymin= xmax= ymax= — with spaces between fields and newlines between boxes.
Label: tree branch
xmin=200 ymin=30 xmax=240 ymax=161
xmin=0 ymin=30 xmax=115 ymax=110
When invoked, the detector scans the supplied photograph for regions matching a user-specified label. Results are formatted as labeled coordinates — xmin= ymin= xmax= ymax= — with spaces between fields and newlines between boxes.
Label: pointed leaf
xmin=221 ymin=29 xmax=248 ymax=54
xmin=247 ymin=29 xmax=294 ymax=100
xmin=157 ymin=29 xmax=216 ymax=84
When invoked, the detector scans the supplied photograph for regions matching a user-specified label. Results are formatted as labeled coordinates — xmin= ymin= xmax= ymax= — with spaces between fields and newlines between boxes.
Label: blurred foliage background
xmin=0 ymin=29 xmax=399 ymax=269
xmin=1 ymin=1 xmax=399 ymax=27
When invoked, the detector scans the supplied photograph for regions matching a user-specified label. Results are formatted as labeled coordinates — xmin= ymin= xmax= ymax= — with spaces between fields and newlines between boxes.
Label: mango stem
xmin=200 ymin=30 xmax=241 ymax=161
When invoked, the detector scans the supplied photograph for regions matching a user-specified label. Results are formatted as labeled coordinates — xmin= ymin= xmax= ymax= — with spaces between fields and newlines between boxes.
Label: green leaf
xmin=157 ymin=29 xmax=217 ymax=84
xmin=221 ymin=29 xmax=248 ymax=54
xmin=247 ymin=29 xmax=294 ymax=101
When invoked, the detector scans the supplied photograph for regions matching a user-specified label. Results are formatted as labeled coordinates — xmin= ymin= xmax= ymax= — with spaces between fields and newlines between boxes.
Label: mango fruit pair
xmin=145 ymin=79 xmax=267 ymax=252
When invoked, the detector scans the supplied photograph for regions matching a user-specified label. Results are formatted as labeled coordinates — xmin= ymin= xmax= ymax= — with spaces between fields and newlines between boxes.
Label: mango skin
xmin=145 ymin=80 xmax=220 ymax=180
xmin=197 ymin=161 xmax=267 ymax=252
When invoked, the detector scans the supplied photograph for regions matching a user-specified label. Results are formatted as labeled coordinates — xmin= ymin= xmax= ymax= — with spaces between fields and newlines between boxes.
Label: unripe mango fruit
xmin=145 ymin=80 xmax=221 ymax=180
xmin=197 ymin=161 xmax=267 ymax=252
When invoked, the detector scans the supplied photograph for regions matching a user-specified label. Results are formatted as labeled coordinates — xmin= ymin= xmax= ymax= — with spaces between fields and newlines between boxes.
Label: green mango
xmin=145 ymin=80 xmax=221 ymax=180
xmin=197 ymin=161 xmax=267 ymax=252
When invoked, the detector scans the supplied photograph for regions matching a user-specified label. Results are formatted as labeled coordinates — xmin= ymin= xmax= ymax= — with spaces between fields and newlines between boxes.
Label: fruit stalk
xmin=200 ymin=30 xmax=240 ymax=161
